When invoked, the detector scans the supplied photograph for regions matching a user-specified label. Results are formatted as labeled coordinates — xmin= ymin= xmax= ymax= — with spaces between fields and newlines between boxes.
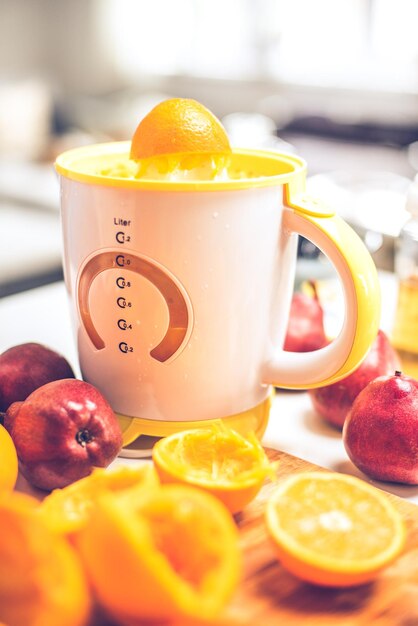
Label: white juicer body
xmin=60 ymin=179 xmax=295 ymax=423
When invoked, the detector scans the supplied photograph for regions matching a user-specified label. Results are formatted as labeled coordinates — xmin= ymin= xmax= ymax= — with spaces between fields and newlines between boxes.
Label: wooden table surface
xmin=224 ymin=448 xmax=418 ymax=626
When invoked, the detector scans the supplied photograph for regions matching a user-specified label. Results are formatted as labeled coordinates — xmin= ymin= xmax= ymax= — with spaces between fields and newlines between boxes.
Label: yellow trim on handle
xmin=284 ymin=184 xmax=335 ymax=218
xmin=289 ymin=191 xmax=381 ymax=386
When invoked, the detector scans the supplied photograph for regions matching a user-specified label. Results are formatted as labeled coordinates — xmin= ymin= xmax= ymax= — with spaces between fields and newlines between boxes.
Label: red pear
xmin=343 ymin=371 xmax=418 ymax=484
xmin=0 ymin=343 xmax=75 ymax=412
xmin=284 ymin=283 xmax=327 ymax=353
xmin=309 ymin=330 xmax=400 ymax=428
xmin=5 ymin=378 xmax=122 ymax=491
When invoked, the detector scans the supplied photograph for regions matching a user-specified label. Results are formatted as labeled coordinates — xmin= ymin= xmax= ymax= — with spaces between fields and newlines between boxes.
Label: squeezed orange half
xmin=0 ymin=492 xmax=90 ymax=626
xmin=39 ymin=464 xmax=159 ymax=537
xmin=152 ymin=422 xmax=275 ymax=514
xmin=76 ymin=484 xmax=240 ymax=623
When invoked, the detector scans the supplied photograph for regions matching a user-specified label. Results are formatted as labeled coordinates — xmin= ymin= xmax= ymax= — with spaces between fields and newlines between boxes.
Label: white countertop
xmin=0 ymin=161 xmax=62 ymax=289
xmin=1 ymin=279 xmax=417 ymax=505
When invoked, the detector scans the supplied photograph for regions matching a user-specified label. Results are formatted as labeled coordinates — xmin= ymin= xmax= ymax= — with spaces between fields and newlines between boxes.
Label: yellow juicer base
xmin=116 ymin=392 xmax=273 ymax=458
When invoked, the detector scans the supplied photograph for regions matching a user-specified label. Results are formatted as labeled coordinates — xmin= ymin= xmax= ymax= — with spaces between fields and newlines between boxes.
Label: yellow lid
xmin=54 ymin=141 xmax=306 ymax=192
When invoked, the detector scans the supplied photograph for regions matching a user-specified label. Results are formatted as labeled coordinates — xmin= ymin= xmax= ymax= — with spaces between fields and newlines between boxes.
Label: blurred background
xmin=1 ymin=0 xmax=418 ymax=297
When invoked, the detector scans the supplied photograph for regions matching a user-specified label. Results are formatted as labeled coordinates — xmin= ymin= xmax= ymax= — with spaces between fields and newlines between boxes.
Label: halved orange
xmin=0 ymin=492 xmax=90 ymax=626
xmin=265 ymin=471 xmax=406 ymax=587
xmin=76 ymin=484 xmax=240 ymax=623
xmin=130 ymin=98 xmax=231 ymax=161
xmin=152 ymin=422 xmax=274 ymax=514
xmin=0 ymin=423 xmax=18 ymax=492
xmin=38 ymin=464 xmax=159 ymax=537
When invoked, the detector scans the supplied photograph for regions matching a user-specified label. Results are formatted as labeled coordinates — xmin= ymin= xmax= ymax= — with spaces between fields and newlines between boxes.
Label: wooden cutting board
xmin=223 ymin=448 xmax=418 ymax=626
xmin=17 ymin=449 xmax=418 ymax=626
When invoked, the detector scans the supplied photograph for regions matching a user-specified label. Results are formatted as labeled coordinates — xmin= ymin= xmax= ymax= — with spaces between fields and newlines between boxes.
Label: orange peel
xmin=76 ymin=484 xmax=240 ymax=623
xmin=38 ymin=464 xmax=159 ymax=538
xmin=0 ymin=492 xmax=90 ymax=626
xmin=152 ymin=422 xmax=275 ymax=514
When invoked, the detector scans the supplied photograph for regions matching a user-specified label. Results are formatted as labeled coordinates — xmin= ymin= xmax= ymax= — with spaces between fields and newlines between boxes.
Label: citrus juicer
xmin=55 ymin=143 xmax=380 ymax=457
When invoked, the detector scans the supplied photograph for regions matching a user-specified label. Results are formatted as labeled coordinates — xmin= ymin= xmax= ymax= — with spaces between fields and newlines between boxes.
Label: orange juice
xmin=391 ymin=274 xmax=418 ymax=378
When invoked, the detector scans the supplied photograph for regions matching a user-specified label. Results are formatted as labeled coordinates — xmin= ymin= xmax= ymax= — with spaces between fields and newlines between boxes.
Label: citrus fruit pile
xmin=0 ymin=420 xmax=408 ymax=625
xmin=1 ymin=462 xmax=241 ymax=626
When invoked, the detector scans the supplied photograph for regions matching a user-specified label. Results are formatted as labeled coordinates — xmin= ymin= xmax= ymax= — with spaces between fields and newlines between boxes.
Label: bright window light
xmin=98 ymin=0 xmax=418 ymax=93
xmin=267 ymin=0 xmax=367 ymax=87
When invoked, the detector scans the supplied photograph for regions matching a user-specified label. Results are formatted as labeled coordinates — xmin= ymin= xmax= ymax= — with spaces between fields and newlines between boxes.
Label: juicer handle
xmin=261 ymin=193 xmax=381 ymax=389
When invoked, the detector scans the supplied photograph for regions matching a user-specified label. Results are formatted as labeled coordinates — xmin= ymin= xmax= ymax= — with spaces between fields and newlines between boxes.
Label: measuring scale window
xmin=77 ymin=249 xmax=193 ymax=362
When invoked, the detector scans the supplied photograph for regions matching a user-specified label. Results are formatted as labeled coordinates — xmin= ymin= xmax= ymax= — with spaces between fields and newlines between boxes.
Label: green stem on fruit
xmin=76 ymin=428 xmax=94 ymax=447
